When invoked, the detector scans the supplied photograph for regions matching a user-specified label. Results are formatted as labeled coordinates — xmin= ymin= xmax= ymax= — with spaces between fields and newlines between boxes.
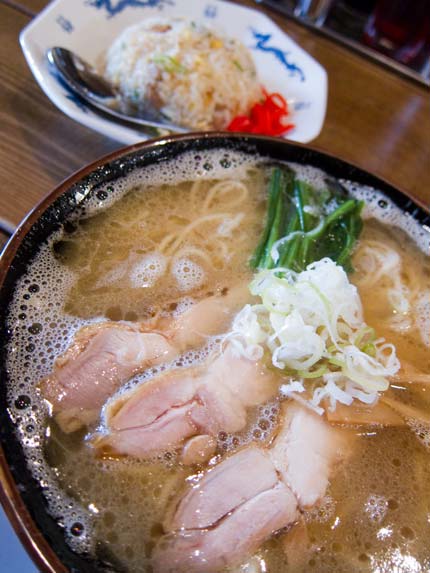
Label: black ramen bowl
xmin=0 ymin=133 xmax=429 ymax=573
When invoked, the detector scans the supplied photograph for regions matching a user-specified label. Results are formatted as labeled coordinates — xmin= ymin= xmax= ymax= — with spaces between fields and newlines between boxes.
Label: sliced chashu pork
xmin=41 ymin=284 xmax=250 ymax=433
xmin=165 ymin=447 xmax=280 ymax=531
xmin=152 ymin=403 xmax=349 ymax=573
xmin=93 ymin=344 xmax=277 ymax=459
xmin=270 ymin=402 xmax=347 ymax=507
xmin=156 ymin=482 xmax=297 ymax=573
xmin=158 ymin=283 xmax=250 ymax=351
xmin=41 ymin=322 xmax=176 ymax=433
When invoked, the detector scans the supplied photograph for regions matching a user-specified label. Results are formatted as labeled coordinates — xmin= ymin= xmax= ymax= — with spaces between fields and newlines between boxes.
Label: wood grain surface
xmin=0 ymin=2 xmax=121 ymax=228
xmin=0 ymin=0 xmax=429 ymax=235
xmin=1 ymin=0 xmax=48 ymax=16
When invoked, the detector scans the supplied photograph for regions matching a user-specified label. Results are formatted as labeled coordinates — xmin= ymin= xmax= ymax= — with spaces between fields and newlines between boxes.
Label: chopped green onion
xmin=328 ymin=357 xmax=345 ymax=368
xmin=362 ymin=343 xmax=377 ymax=357
xmin=233 ymin=59 xmax=244 ymax=71
xmin=153 ymin=54 xmax=188 ymax=74
xmin=354 ymin=326 xmax=376 ymax=348
xmin=297 ymin=364 xmax=328 ymax=378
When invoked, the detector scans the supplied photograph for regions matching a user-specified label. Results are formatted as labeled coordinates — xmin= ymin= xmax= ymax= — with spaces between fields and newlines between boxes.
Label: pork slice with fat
xmin=41 ymin=322 xmax=176 ymax=433
xmin=93 ymin=345 xmax=277 ymax=459
xmin=153 ymin=403 xmax=350 ymax=572
xmin=270 ymin=403 xmax=347 ymax=508
xmin=154 ymin=483 xmax=298 ymax=573
xmin=165 ymin=447 xmax=279 ymax=531
xmin=162 ymin=283 xmax=251 ymax=351
xmin=193 ymin=345 xmax=277 ymax=434
xmin=94 ymin=367 xmax=202 ymax=457
xmin=40 ymin=284 xmax=251 ymax=433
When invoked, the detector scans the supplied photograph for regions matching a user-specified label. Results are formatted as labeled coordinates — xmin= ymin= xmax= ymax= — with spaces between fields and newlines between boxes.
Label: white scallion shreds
xmin=228 ymin=258 xmax=400 ymax=413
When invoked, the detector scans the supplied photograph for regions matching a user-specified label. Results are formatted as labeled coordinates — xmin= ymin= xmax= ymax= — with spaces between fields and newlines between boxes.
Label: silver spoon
xmin=46 ymin=47 xmax=188 ymax=135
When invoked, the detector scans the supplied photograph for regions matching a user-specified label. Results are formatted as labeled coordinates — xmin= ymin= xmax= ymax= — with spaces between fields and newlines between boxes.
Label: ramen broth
xmin=57 ymin=170 xmax=266 ymax=321
xmin=4 ymin=150 xmax=430 ymax=573
xmin=352 ymin=219 xmax=430 ymax=372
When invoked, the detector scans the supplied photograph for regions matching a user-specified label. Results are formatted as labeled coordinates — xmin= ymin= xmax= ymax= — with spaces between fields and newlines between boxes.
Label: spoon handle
xmin=47 ymin=47 xmax=187 ymax=135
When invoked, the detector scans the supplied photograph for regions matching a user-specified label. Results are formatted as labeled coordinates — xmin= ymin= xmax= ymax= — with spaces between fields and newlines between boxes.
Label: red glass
xmin=363 ymin=0 xmax=430 ymax=64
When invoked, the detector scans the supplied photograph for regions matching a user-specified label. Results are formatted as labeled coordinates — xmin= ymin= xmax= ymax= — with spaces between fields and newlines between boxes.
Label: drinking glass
xmin=363 ymin=0 xmax=430 ymax=64
xmin=294 ymin=0 xmax=335 ymax=26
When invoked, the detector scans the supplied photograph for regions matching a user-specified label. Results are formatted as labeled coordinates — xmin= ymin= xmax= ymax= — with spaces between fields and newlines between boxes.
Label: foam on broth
xmin=4 ymin=149 xmax=430 ymax=571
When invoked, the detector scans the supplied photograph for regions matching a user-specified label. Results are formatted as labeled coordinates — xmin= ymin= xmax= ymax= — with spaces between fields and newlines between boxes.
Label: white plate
xmin=20 ymin=0 xmax=328 ymax=144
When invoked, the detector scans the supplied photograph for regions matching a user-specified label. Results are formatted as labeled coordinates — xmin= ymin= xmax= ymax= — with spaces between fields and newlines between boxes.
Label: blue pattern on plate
xmin=48 ymin=67 xmax=89 ymax=112
xmin=294 ymin=101 xmax=312 ymax=110
xmin=250 ymin=29 xmax=305 ymax=82
xmin=56 ymin=15 xmax=74 ymax=33
xmin=65 ymin=93 xmax=89 ymax=112
xmin=204 ymin=4 xmax=217 ymax=18
xmin=86 ymin=0 xmax=173 ymax=17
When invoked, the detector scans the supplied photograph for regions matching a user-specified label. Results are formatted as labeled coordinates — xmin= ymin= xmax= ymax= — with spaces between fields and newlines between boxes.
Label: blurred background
xmin=257 ymin=0 xmax=430 ymax=84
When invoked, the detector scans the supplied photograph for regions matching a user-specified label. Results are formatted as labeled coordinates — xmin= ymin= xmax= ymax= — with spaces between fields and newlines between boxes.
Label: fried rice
xmin=104 ymin=17 xmax=262 ymax=130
